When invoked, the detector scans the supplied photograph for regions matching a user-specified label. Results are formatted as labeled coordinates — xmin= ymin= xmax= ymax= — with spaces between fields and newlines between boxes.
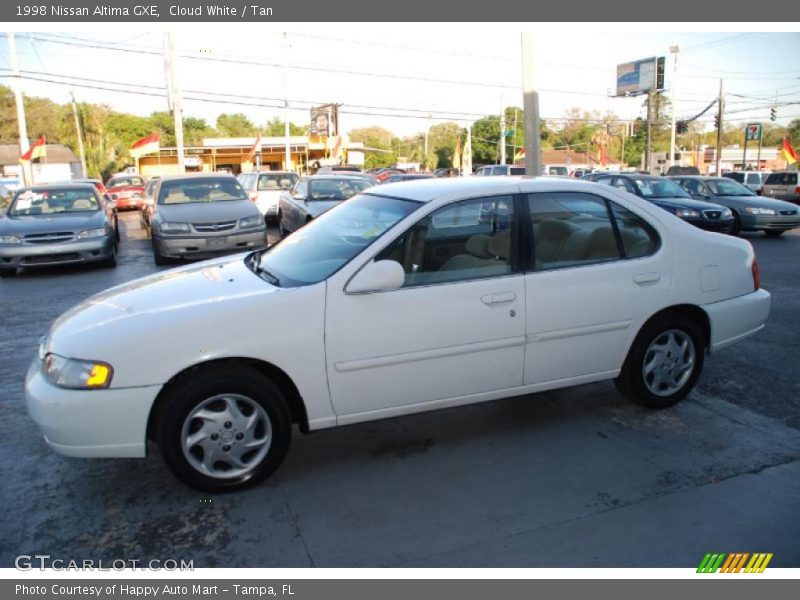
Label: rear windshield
xmin=258 ymin=173 xmax=298 ymax=191
xmin=765 ymin=172 xmax=797 ymax=185
xmin=309 ymin=178 xmax=371 ymax=200
xmin=723 ymin=172 xmax=744 ymax=183
xmin=510 ymin=167 xmax=526 ymax=175
xmin=158 ymin=178 xmax=248 ymax=205
xmin=108 ymin=176 xmax=145 ymax=187
xmin=9 ymin=188 xmax=99 ymax=215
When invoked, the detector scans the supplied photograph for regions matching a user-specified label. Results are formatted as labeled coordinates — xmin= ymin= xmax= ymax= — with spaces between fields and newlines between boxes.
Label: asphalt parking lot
xmin=1 ymin=211 xmax=799 ymax=568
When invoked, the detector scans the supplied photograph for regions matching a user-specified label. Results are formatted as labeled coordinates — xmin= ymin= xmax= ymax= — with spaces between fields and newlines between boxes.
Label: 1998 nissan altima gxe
xmin=26 ymin=177 xmax=771 ymax=492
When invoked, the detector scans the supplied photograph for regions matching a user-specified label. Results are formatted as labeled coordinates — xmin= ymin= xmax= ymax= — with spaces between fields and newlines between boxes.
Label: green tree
xmin=215 ymin=113 xmax=257 ymax=137
xmin=264 ymin=116 xmax=306 ymax=136
xmin=349 ymin=126 xmax=396 ymax=168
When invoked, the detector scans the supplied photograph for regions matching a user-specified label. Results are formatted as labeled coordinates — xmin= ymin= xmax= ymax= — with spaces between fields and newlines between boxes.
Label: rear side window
xmin=764 ymin=173 xmax=783 ymax=185
xmin=724 ymin=172 xmax=744 ymax=183
xmin=746 ymin=174 xmax=761 ymax=185
xmin=789 ymin=173 xmax=798 ymax=185
xmin=527 ymin=192 xmax=658 ymax=271
xmin=510 ymin=167 xmax=526 ymax=175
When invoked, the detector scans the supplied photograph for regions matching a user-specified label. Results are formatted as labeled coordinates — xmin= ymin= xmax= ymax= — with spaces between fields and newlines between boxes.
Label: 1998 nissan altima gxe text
xmin=26 ymin=177 xmax=771 ymax=492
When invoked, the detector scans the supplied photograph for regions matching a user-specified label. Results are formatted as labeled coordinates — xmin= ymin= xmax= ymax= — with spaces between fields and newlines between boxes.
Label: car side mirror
xmin=346 ymin=260 xmax=405 ymax=294
xmin=293 ymin=192 xmax=306 ymax=201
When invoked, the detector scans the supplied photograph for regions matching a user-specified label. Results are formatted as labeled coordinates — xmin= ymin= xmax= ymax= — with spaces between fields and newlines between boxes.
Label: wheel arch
xmin=146 ymin=357 xmax=311 ymax=444
xmin=630 ymin=304 xmax=711 ymax=360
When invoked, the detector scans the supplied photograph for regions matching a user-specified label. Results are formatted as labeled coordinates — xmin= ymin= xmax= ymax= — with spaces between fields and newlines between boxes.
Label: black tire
xmin=764 ymin=230 xmax=784 ymax=237
xmin=730 ymin=211 xmax=741 ymax=236
xmin=100 ymin=244 xmax=117 ymax=268
xmin=0 ymin=267 xmax=17 ymax=278
xmin=156 ymin=364 xmax=292 ymax=492
xmin=152 ymin=237 xmax=170 ymax=266
xmin=114 ymin=215 xmax=121 ymax=243
xmin=614 ymin=315 xmax=705 ymax=409
xmin=278 ymin=212 xmax=289 ymax=238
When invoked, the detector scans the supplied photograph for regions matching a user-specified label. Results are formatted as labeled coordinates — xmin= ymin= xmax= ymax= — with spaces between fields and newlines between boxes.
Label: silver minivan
xmin=762 ymin=171 xmax=799 ymax=203
xmin=722 ymin=171 xmax=771 ymax=195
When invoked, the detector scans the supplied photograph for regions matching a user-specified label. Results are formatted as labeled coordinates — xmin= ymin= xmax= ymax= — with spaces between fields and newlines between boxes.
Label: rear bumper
xmin=0 ymin=235 xmax=115 ymax=269
xmin=154 ymin=229 xmax=266 ymax=259
xmin=703 ymin=288 xmax=771 ymax=354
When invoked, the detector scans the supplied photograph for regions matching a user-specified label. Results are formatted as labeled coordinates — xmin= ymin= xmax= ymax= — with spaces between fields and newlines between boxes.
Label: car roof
xmin=370 ymin=175 xmax=602 ymax=203
xmin=302 ymin=174 xmax=368 ymax=181
xmin=19 ymin=183 xmax=98 ymax=192
xmin=157 ymin=173 xmax=238 ymax=182
xmin=240 ymin=171 xmax=296 ymax=175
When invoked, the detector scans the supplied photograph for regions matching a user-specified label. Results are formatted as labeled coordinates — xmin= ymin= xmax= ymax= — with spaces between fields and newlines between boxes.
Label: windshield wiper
xmin=253 ymin=251 xmax=281 ymax=286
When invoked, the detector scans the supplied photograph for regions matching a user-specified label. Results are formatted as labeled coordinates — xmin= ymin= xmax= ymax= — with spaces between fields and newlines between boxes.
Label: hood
xmin=649 ymin=196 xmax=727 ymax=211
xmin=0 ymin=211 xmax=106 ymax=234
xmin=156 ymin=200 xmax=260 ymax=223
xmin=46 ymin=254 xmax=277 ymax=356
xmin=724 ymin=195 xmax=799 ymax=211
xmin=307 ymin=199 xmax=345 ymax=218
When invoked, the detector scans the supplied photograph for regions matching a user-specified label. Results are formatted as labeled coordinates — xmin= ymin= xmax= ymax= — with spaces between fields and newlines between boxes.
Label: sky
xmin=1 ymin=26 xmax=798 ymax=140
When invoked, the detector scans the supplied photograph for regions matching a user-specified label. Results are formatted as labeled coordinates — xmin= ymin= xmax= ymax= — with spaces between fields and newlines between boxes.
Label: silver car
xmin=0 ymin=184 xmax=117 ymax=277
xmin=150 ymin=174 xmax=267 ymax=265
xmin=762 ymin=171 xmax=800 ymax=204
xmin=237 ymin=171 xmax=298 ymax=223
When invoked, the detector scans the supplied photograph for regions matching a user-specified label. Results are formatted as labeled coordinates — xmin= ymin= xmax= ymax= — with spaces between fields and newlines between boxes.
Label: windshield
xmin=158 ymin=177 xmax=248 ymax=205
xmin=9 ymin=188 xmax=100 ymax=216
xmin=108 ymin=176 xmax=145 ymax=187
xmin=259 ymin=173 xmax=297 ymax=191
xmin=705 ymin=179 xmax=754 ymax=196
xmin=309 ymin=178 xmax=372 ymax=200
xmin=254 ymin=193 xmax=421 ymax=286
xmin=548 ymin=166 xmax=568 ymax=176
xmin=634 ymin=178 xmax=689 ymax=199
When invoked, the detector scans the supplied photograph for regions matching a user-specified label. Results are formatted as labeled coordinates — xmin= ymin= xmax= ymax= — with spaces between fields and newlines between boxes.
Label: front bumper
xmin=685 ymin=217 xmax=735 ymax=234
xmin=154 ymin=229 xmax=266 ymax=259
xmin=25 ymin=359 xmax=161 ymax=458
xmin=704 ymin=288 xmax=771 ymax=354
xmin=0 ymin=235 xmax=115 ymax=269
xmin=739 ymin=213 xmax=800 ymax=233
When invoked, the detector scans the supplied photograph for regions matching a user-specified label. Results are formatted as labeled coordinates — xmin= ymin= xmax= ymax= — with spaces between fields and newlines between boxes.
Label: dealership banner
xmin=4 ymin=579 xmax=799 ymax=600
xmin=1 ymin=0 xmax=792 ymax=21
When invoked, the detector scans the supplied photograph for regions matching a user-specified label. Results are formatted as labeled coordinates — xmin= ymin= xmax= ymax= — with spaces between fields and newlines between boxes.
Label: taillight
xmin=752 ymin=258 xmax=761 ymax=291
xmin=795 ymin=186 xmax=800 ymax=195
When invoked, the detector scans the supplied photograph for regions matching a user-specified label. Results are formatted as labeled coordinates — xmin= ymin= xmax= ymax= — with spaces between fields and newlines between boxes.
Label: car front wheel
xmin=157 ymin=365 xmax=291 ymax=492
xmin=615 ymin=316 xmax=705 ymax=408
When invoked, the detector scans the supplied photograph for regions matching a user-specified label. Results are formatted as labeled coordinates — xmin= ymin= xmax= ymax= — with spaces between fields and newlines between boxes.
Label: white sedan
xmin=26 ymin=177 xmax=771 ymax=491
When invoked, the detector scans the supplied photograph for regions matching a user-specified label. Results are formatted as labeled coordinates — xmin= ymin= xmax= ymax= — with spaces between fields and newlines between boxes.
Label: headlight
xmin=239 ymin=215 xmax=264 ymax=229
xmin=674 ymin=209 xmax=701 ymax=218
xmin=0 ymin=235 xmax=21 ymax=244
xmin=43 ymin=354 xmax=113 ymax=389
xmin=745 ymin=207 xmax=776 ymax=215
xmin=160 ymin=222 xmax=191 ymax=234
xmin=78 ymin=228 xmax=108 ymax=239
xmin=720 ymin=208 xmax=733 ymax=219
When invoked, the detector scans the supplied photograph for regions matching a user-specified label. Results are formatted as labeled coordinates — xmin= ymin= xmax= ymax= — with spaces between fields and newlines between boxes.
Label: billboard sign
xmin=310 ymin=104 xmax=338 ymax=136
xmin=745 ymin=123 xmax=762 ymax=141
xmin=616 ymin=57 xmax=665 ymax=96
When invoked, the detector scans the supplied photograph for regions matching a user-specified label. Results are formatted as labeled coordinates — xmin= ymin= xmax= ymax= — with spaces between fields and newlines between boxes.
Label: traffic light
xmin=676 ymin=121 xmax=689 ymax=134
xmin=714 ymin=114 xmax=720 ymax=129
xmin=770 ymin=107 xmax=777 ymax=122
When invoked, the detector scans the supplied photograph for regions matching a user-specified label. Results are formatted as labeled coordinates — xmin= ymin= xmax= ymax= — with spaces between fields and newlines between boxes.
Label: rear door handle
xmin=633 ymin=273 xmax=661 ymax=284
xmin=481 ymin=291 xmax=517 ymax=305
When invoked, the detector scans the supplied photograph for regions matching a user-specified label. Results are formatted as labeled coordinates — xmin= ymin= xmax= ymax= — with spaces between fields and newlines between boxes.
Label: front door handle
xmin=481 ymin=291 xmax=517 ymax=305
xmin=633 ymin=272 xmax=661 ymax=284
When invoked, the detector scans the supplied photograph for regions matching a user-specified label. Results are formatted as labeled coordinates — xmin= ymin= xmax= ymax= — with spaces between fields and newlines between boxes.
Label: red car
xmin=373 ymin=168 xmax=406 ymax=182
xmin=106 ymin=174 xmax=147 ymax=210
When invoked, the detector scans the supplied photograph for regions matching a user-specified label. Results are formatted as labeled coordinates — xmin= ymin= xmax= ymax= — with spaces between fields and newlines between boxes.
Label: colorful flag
xmin=129 ymin=133 xmax=160 ymax=158
xmin=514 ymin=147 xmax=525 ymax=162
xmin=452 ymin=137 xmax=462 ymax=170
xmin=247 ymin=135 xmax=262 ymax=160
xmin=462 ymin=128 xmax=472 ymax=175
xmin=20 ymin=135 xmax=46 ymax=162
xmin=780 ymin=138 xmax=798 ymax=165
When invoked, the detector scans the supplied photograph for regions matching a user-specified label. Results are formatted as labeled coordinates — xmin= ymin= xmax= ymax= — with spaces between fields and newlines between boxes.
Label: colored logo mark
xmin=697 ymin=553 xmax=773 ymax=573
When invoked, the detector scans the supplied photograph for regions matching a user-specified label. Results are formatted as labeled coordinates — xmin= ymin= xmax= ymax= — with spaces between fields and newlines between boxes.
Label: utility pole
xmin=499 ymin=94 xmax=506 ymax=165
xmin=165 ymin=33 xmax=185 ymax=174
xmin=669 ymin=45 xmax=679 ymax=168
xmin=621 ymin=123 xmax=627 ymax=165
xmin=511 ymin=109 xmax=519 ymax=163
xmin=8 ymin=33 xmax=32 ymax=186
xmin=283 ymin=33 xmax=291 ymax=171
xmin=715 ymin=78 xmax=724 ymax=177
xmin=645 ymin=90 xmax=653 ymax=173
xmin=521 ymin=33 xmax=541 ymax=176
xmin=69 ymin=92 xmax=88 ymax=178
xmin=424 ymin=113 xmax=431 ymax=170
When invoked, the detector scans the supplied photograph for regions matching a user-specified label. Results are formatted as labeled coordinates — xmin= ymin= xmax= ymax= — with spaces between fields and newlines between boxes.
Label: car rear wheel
xmin=0 ymin=267 xmax=17 ymax=278
xmin=764 ymin=230 xmax=784 ymax=237
xmin=157 ymin=365 xmax=291 ymax=492
xmin=615 ymin=316 xmax=705 ymax=408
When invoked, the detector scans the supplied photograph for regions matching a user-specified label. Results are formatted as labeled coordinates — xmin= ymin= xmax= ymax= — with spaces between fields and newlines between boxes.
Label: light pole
xmin=669 ymin=45 xmax=679 ymax=169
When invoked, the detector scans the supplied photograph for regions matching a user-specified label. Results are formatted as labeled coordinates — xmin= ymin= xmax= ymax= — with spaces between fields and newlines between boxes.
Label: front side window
xmin=612 ymin=177 xmax=636 ymax=194
xmin=375 ymin=195 xmax=515 ymax=287
xmin=705 ymin=179 xmax=753 ymax=196
xmin=309 ymin=178 xmax=370 ymax=200
xmin=255 ymin=193 xmax=420 ymax=287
